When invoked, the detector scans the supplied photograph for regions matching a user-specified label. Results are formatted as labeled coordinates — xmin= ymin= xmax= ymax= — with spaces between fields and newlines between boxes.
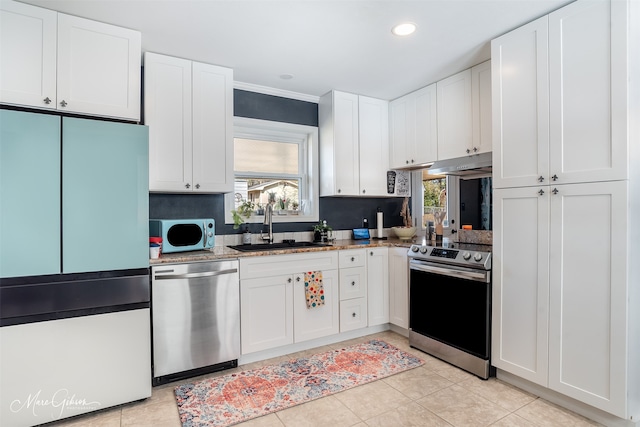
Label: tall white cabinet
xmin=144 ymin=52 xmax=234 ymax=193
xmin=319 ymin=91 xmax=389 ymax=196
xmin=0 ymin=0 xmax=141 ymax=120
xmin=492 ymin=0 xmax=638 ymax=421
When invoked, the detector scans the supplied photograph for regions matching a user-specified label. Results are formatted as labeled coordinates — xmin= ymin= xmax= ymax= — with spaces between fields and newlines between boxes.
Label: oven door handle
xmin=410 ymin=261 xmax=489 ymax=282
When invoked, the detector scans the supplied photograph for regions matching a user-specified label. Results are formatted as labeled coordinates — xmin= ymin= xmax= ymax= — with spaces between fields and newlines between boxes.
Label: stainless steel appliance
xmin=408 ymin=242 xmax=493 ymax=379
xmin=151 ymin=260 xmax=240 ymax=385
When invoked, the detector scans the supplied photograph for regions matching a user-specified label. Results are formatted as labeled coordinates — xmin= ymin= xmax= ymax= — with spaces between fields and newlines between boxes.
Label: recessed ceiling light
xmin=392 ymin=22 xmax=417 ymax=37
xmin=279 ymin=74 xmax=294 ymax=80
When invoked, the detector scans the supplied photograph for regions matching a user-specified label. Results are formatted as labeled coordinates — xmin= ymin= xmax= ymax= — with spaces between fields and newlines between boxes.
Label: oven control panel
xmin=408 ymin=244 xmax=492 ymax=270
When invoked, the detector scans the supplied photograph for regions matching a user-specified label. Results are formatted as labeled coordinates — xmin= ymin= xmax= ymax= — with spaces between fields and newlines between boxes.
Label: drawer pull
xmin=352 ymin=312 xmax=357 ymax=318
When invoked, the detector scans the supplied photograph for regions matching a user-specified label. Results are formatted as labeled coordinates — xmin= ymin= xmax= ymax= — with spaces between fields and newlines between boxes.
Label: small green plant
xmin=231 ymin=200 xmax=255 ymax=229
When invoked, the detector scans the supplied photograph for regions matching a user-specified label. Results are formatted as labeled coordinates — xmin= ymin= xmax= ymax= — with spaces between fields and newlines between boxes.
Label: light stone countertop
xmin=150 ymin=238 xmax=422 ymax=265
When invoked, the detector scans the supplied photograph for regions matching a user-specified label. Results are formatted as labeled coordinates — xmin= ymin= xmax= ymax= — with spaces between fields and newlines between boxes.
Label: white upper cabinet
xmin=548 ymin=0 xmax=627 ymax=185
xmin=437 ymin=69 xmax=472 ymax=160
xmin=389 ymin=83 xmax=438 ymax=169
xmin=319 ymin=91 xmax=389 ymax=196
xmin=0 ymin=1 xmax=141 ymax=120
xmin=493 ymin=0 xmax=627 ymax=189
xmin=492 ymin=17 xmax=549 ymax=189
xmin=0 ymin=1 xmax=57 ymax=109
xmin=144 ymin=52 xmax=233 ymax=193
xmin=471 ymin=60 xmax=492 ymax=156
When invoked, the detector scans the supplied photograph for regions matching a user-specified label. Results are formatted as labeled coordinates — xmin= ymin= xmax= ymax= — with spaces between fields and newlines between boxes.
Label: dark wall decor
xmin=149 ymin=89 xmax=407 ymax=236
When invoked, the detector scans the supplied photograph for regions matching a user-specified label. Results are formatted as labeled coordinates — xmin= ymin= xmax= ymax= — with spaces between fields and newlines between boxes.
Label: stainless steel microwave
xmin=149 ymin=219 xmax=215 ymax=253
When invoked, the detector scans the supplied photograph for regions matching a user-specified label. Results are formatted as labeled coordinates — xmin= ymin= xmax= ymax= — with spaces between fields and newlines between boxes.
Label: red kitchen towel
xmin=304 ymin=271 xmax=325 ymax=309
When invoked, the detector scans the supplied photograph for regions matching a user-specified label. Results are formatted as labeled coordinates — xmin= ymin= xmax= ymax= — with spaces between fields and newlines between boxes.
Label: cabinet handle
xmin=370 ymin=251 xmax=373 ymax=256
xmin=351 ymin=257 xmax=355 ymax=262
xmin=552 ymin=174 xmax=559 ymax=181
xmin=538 ymin=189 xmax=545 ymax=196
xmin=466 ymin=148 xmax=471 ymax=154
xmin=411 ymin=159 xmax=415 ymax=163
xmin=185 ymin=183 xmax=191 ymax=189
xmin=362 ymin=189 xmax=366 ymax=194
xmin=352 ymin=312 xmax=357 ymax=318
xmin=338 ymin=189 xmax=341 ymax=193
xmin=473 ymin=147 xmax=478 ymax=153
xmin=405 ymin=160 xmax=409 ymax=164
xmin=552 ymin=188 xmax=559 ymax=195
xmin=538 ymin=176 xmax=544 ymax=182
xmin=195 ymin=183 xmax=200 ymax=189
xmin=59 ymin=100 xmax=67 ymax=107
xmin=43 ymin=97 xmax=51 ymax=105
xmin=296 ymin=277 xmax=301 ymax=282
xmin=287 ymin=278 xmax=292 ymax=283
xmin=351 ymin=281 xmax=355 ymax=286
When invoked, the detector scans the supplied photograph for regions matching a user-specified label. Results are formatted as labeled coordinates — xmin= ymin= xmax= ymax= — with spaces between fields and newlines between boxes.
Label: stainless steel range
xmin=408 ymin=242 xmax=493 ymax=379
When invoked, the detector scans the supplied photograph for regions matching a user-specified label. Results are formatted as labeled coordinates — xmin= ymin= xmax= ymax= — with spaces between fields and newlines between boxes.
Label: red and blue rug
xmin=174 ymin=339 xmax=424 ymax=427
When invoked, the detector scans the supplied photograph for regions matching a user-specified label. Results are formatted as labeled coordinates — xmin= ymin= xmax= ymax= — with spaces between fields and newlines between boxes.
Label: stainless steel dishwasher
xmin=151 ymin=260 xmax=239 ymax=385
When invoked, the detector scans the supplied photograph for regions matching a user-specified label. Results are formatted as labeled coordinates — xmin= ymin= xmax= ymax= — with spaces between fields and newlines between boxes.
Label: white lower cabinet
xmin=493 ymin=181 xmax=631 ymax=417
xmin=367 ymin=248 xmax=389 ymax=326
xmin=389 ymin=247 xmax=409 ymax=329
xmin=338 ymin=249 xmax=368 ymax=332
xmin=239 ymin=252 xmax=339 ymax=355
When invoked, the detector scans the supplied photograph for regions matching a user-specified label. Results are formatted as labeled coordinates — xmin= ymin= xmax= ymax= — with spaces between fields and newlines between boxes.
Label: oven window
xmin=409 ymin=268 xmax=490 ymax=359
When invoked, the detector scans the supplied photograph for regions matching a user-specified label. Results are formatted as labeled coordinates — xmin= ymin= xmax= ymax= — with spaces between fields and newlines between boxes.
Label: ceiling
xmin=20 ymin=0 xmax=572 ymax=101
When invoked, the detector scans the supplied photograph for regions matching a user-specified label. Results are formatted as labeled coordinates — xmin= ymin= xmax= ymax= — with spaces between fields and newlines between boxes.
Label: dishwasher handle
xmin=154 ymin=268 xmax=238 ymax=280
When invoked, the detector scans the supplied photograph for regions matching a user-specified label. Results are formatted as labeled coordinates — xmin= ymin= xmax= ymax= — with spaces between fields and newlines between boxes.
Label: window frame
xmin=224 ymin=117 xmax=319 ymax=225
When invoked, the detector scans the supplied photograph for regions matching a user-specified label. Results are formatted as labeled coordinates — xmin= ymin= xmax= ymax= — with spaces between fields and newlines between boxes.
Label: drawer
xmin=338 ymin=249 xmax=366 ymax=268
xmin=240 ymin=251 xmax=339 ymax=279
xmin=340 ymin=297 xmax=368 ymax=332
xmin=339 ymin=266 xmax=366 ymax=300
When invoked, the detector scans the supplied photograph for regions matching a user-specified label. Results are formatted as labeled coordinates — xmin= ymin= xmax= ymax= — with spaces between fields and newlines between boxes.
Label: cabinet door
xmin=471 ymin=60 xmax=492 ymax=155
xmin=241 ymin=275 xmax=293 ymax=354
xmin=437 ymin=69 xmax=472 ymax=160
xmin=62 ymin=118 xmax=149 ymax=273
xmin=548 ymin=181 xmax=627 ymax=416
xmin=367 ymin=248 xmax=389 ymax=326
xmin=0 ymin=0 xmax=57 ymax=109
xmin=144 ymin=53 xmax=193 ymax=192
xmin=0 ymin=111 xmax=60 ymax=278
xmin=548 ymin=0 xmax=627 ymax=184
xmin=413 ymin=83 xmax=438 ymax=165
xmin=492 ymin=187 xmax=549 ymax=386
xmin=389 ymin=93 xmax=412 ymax=169
xmin=57 ymin=13 xmax=141 ymax=120
xmin=192 ymin=61 xmax=234 ymax=193
xmin=293 ymin=270 xmax=339 ymax=343
xmin=388 ymin=247 xmax=409 ymax=329
xmin=492 ymin=17 xmax=549 ymax=189
xmin=333 ymin=91 xmax=360 ymax=195
xmin=358 ymin=96 xmax=389 ymax=196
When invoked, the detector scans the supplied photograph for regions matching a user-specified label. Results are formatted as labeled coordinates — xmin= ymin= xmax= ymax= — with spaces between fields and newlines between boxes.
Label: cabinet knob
xmin=405 ymin=160 xmax=409 ymax=164
xmin=411 ymin=159 xmax=415 ymax=163
xmin=351 ymin=281 xmax=355 ymax=286
xmin=552 ymin=174 xmax=559 ymax=181
xmin=362 ymin=189 xmax=366 ymax=194
xmin=538 ymin=176 xmax=544 ymax=182
xmin=287 ymin=278 xmax=292 ymax=283
xmin=296 ymin=277 xmax=301 ymax=282
xmin=552 ymin=188 xmax=559 ymax=195
xmin=352 ymin=312 xmax=357 ymax=318
xmin=466 ymin=148 xmax=471 ymax=154
xmin=43 ymin=97 xmax=51 ymax=105
xmin=338 ymin=189 xmax=341 ymax=193
xmin=195 ymin=183 xmax=200 ymax=189
xmin=538 ymin=189 xmax=545 ymax=196
xmin=185 ymin=183 xmax=191 ymax=189
xmin=351 ymin=257 xmax=355 ymax=262
xmin=370 ymin=251 xmax=373 ymax=256
xmin=59 ymin=100 xmax=67 ymax=107
xmin=473 ymin=147 xmax=478 ymax=153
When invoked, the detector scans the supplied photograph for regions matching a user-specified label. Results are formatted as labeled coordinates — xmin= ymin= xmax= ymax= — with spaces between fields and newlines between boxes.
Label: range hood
xmin=427 ymin=151 xmax=492 ymax=176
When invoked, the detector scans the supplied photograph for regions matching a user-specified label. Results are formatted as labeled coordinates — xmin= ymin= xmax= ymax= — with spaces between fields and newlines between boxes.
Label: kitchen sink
xmin=228 ymin=241 xmax=330 ymax=252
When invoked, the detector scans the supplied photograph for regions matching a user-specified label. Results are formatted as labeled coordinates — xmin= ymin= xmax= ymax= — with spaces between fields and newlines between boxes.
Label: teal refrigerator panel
xmin=62 ymin=118 xmax=149 ymax=273
xmin=0 ymin=110 xmax=61 ymax=277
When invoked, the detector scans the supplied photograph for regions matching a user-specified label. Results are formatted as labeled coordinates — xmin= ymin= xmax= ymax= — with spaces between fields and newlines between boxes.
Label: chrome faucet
xmin=261 ymin=202 xmax=274 ymax=244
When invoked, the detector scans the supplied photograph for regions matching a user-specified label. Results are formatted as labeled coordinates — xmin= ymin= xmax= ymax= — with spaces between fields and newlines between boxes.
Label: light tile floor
xmin=48 ymin=331 xmax=602 ymax=427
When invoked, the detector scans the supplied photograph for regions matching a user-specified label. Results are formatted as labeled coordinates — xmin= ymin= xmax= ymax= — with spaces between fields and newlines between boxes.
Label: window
xmin=224 ymin=117 xmax=319 ymax=225
xmin=411 ymin=169 xmax=453 ymax=234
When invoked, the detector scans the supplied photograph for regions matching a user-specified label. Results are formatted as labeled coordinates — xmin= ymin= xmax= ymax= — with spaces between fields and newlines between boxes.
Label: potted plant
xmin=290 ymin=200 xmax=299 ymax=215
xmin=313 ymin=220 xmax=332 ymax=242
xmin=231 ymin=200 xmax=255 ymax=230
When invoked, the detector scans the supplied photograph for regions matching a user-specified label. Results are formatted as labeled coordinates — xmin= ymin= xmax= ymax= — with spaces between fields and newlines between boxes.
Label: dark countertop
xmin=150 ymin=238 xmax=419 ymax=265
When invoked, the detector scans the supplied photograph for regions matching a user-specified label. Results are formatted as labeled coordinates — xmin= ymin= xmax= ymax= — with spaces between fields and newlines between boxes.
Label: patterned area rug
xmin=174 ymin=339 xmax=424 ymax=427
